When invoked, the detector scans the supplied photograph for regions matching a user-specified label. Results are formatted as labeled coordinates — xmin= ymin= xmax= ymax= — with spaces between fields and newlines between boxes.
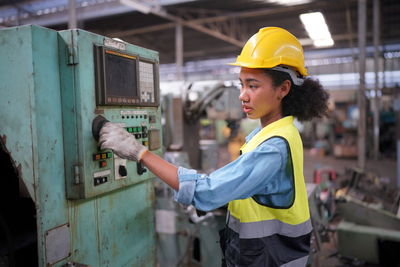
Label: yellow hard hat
xmin=229 ymin=27 xmax=308 ymax=76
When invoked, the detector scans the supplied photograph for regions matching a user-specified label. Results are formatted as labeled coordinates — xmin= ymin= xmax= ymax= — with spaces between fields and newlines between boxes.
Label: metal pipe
xmin=396 ymin=85 xmax=400 ymax=188
xmin=358 ymin=0 xmax=367 ymax=170
xmin=396 ymin=84 xmax=400 ymax=188
xmin=175 ymin=23 xmax=184 ymax=80
xmin=373 ymin=0 xmax=381 ymax=160
xmin=68 ymin=0 xmax=77 ymax=29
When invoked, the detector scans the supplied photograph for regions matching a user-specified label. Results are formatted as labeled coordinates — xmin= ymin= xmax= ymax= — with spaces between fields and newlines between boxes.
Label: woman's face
xmin=239 ymin=67 xmax=289 ymax=127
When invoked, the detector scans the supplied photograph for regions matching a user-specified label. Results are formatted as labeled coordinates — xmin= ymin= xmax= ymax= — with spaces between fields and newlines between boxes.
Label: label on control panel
xmin=93 ymin=169 xmax=111 ymax=178
xmin=120 ymin=110 xmax=147 ymax=116
xmin=104 ymin=38 xmax=126 ymax=51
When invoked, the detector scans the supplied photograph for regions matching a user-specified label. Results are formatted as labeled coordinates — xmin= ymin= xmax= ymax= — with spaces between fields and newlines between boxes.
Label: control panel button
xmin=93 ymin=152 xmax=113 ymax=161
xmin=94 ymin=176 xmax=108 ymax=186
xmin=99 ymin=161 xmax=107 ymax=168
xmin=149 ymin=115 xmax=156 ymax=123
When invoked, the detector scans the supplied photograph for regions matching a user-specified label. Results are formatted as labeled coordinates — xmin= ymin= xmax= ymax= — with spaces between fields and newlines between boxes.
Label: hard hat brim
xmin=228 ymin=61 xmax=308 ymax=77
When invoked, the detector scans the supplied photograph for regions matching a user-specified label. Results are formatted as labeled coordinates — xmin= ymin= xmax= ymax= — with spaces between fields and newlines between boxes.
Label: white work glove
xmin=99 ymin=122 xmax=147 ymax=161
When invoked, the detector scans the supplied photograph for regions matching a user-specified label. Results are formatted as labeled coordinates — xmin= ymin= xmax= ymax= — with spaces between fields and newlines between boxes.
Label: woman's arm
xmin=140 ymin=151 xmax=179 ymax=190
xmin=99 ymin=122 xmax=179 ymax=190
xmin=99 ymin=122 xmax=288 ymax=211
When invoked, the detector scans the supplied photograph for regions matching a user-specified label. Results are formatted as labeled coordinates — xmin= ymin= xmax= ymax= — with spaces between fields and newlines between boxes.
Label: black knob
xmin=137 ymin=162 xmax=147 ymax=175
xmin=118 ymin=165 xmax=128 ymax=177
xmin=92 ymin=115 xmax=109 ymax=141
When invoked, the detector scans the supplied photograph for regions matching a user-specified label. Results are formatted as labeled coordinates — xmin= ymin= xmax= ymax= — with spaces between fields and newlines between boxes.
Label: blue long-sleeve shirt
xmin=174 ymin=127 xmax=294 ymax=211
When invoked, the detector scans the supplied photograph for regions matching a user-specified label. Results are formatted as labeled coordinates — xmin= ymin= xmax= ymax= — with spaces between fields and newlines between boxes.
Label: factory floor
xmin=216 ymin=146 xmax=398 ymax=267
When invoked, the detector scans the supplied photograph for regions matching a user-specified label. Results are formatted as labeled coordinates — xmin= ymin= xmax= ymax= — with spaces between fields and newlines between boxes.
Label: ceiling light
xmin=266 ymin=0 xmax=312 ymax=6
xmin=299 ymin=12 xmax=334 ymax=47
xmin=313 ymin=39 xmax=334 ymax=47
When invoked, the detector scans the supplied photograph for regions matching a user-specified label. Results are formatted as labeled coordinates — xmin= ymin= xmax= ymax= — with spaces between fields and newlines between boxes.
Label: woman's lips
xmin=242 ymin=105 xmax=252 ymax=113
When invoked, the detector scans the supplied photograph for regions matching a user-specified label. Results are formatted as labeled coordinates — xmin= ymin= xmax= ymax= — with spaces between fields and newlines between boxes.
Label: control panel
xmin=58 ymin=29 xmax=162 ymax=199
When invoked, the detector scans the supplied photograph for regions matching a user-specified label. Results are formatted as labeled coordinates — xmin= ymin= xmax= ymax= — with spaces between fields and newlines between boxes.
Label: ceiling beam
xmin=0 ymin=0 xmax=197 ymax=27
xmin=109 ymin=0 xmax=357 ymax=41
xmin=110 ymin=22 xmax=175 ymax=37
xmin=120 ymin=0 xmax=244 ymax=47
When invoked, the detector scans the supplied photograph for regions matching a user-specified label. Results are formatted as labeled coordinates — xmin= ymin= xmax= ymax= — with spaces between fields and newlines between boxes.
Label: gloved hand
xmin=99 ymin=122 xmax=147 ymax=161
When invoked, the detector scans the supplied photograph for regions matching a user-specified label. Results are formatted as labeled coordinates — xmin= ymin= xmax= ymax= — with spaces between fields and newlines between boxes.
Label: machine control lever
xmin=92 ymin=115 xmax=109 ymax=141
xmin=137 ymin=162 xmax=147 ymax=175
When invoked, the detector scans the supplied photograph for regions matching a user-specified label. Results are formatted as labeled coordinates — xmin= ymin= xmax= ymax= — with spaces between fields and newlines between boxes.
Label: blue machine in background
xmin=0 ymin=25 xmax=162 ymax=266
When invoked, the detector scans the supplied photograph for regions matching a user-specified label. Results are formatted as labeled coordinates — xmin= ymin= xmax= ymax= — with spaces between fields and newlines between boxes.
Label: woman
xmin=99 ymin=27 xmax=329 ymax=267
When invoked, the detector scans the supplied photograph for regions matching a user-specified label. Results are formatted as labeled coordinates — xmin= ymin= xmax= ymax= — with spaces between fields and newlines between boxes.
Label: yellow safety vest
xmin=228 ymin=116 xmax=311 ymax=238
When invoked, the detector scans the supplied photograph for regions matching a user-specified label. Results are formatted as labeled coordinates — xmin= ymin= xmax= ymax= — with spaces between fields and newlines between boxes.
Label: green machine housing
xmin=0 ymin=25 xmax=162 ymax=266
xmin=58 ymin=27 xmax=162 ymax=199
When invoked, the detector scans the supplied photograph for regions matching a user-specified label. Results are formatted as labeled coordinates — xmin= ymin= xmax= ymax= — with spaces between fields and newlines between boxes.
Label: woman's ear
xmin=279 ymin=80 xmax=291 ymax=99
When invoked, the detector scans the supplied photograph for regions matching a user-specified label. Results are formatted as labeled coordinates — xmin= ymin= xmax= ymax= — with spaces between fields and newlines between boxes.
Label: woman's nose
xmin=239 ymin=90 xmax=249 ymax=102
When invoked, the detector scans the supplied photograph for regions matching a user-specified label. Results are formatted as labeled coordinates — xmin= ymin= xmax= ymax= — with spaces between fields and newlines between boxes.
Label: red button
xmin=99 ymin=161 xmax=107 ymax=168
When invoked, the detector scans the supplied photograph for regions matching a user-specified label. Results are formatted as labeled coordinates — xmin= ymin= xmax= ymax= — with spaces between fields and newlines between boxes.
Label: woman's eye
xmin=249 ymin=84 xmax=257 ymax=89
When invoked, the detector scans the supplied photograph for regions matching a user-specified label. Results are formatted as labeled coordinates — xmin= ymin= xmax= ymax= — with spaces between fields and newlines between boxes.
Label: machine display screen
xmin=95 ymin=45 xmax=158 ymax=106
xmin=105 ymin=51 xmax=138 ymax=100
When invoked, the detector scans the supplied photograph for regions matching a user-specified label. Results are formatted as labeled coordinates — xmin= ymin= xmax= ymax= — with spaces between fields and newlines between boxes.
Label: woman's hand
xmin=99 ymin=122 xmax=147 ymax=161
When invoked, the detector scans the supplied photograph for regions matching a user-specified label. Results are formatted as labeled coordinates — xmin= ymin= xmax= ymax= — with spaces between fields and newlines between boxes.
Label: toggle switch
xmin=137 ymin=162 xmax=147 ymax=175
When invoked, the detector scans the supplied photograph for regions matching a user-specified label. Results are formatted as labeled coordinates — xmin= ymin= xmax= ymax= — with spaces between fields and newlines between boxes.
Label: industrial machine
xmin=154 ymin=81 xmax=242 ymax=267
xmin=308 ymin=167 xmax=400 ymax=266
xmin=0 ymin=25 xmax=162 ymax=266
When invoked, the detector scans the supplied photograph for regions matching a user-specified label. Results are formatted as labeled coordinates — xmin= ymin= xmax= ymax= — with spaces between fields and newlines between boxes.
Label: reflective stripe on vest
xmin=228 ymin=116 xmax=311 ymax=237
xmin=228 ymin=213 xmax=312 ymax=239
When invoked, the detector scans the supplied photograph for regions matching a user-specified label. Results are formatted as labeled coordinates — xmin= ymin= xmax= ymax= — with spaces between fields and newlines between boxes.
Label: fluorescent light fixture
xmin=313 ymin=39 xmax=334 ymax=47
xmin=120 ymin=0 xmax=151 ymax=14
xmin=300 ymin=12 xmax=334 ymax=47
xmin=266 ymin=0 xmax=311 ymax=6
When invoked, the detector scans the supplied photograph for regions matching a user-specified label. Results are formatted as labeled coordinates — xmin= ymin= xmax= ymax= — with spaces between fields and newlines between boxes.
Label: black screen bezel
xmin=94 ymin=45 xmax=159 ymax=107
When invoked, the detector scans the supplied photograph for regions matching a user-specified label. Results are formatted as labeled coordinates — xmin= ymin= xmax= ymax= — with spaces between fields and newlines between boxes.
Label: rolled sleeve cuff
xmin=174 ymin=167 xmax=198 ymax=205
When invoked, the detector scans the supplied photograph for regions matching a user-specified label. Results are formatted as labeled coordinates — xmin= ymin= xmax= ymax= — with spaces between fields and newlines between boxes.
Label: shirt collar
xmin=245 ymin=116 xmax=294 ymax=142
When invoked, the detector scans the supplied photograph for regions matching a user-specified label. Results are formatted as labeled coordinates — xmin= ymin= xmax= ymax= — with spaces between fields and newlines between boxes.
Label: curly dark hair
xmin=263 ymin=69 xmax=329 ymax=121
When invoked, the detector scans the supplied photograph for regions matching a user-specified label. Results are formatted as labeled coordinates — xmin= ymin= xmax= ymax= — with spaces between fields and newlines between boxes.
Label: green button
xmin=127 ymin=127 xmax=133 ymax=133
xmin=133 ymin=127 xmax=138 ymax=133
xmin=107 ymin=152 xmax=112 ymax=158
